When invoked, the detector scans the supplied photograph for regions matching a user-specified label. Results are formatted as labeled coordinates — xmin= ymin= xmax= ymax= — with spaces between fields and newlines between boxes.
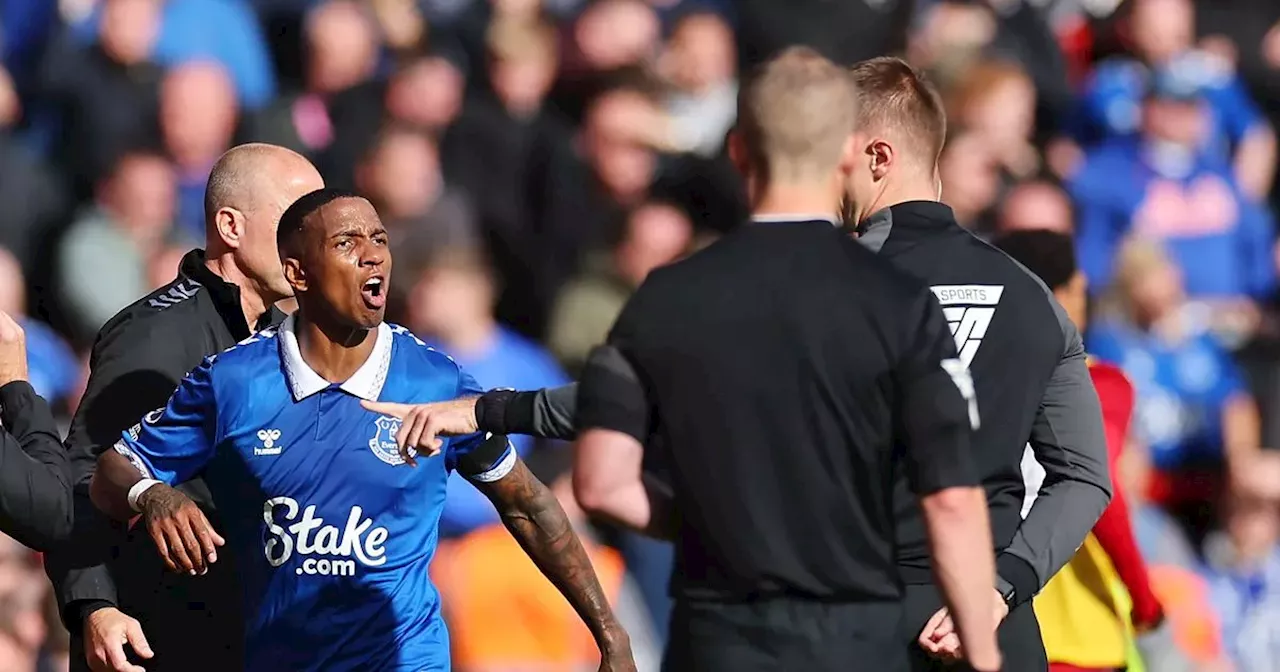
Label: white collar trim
xmin=279 ymin=315 xmax=393 ymax=402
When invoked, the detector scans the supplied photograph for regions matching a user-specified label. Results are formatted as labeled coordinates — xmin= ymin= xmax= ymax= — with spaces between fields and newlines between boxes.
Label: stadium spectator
xmin=0 ymin=249 xmax=78 ymax=409
xmin=240 ymin=0 xmax=381 ymax=158
xmin=1203 ymin=452 xmax=1280 ymax=670
xmin=356 ymin=124 xmax=479 ymax=254
xmin=1071 ymin=62 xmax=1276 ymax=304
xmin=71 ymin=0 xmax=276 ymax=110
xmin=433 ymin=459 xmax=659 ymax=671
xmin=548 ymin=201 xmax=692 ymax=374
xmin=1077 ymin=0 xmax=1277 ymax=200
xmin=937 ymin=131 xmax=1001 ymax=232
xmin=159 ymin=61 xmax=240 ymax=240
xmin=40 ymin=0 xmax=163 ymax=195
xmin=1090 ymin=238 xmax=1262 ymax=536
xmin=56 ymin=151 xmax=184 ymax=344
xmin=995 ymin=180 xmax=1074 ymax=234
xmin=948 ymin=59 xmax=1041 ymax=184
xmin=657 ymin=12 xmax=738 ymax=158
xmin=405 ymin=247 xmax=569 ymax=537
xmin=0 ymin=64 xmax=66 ymax=277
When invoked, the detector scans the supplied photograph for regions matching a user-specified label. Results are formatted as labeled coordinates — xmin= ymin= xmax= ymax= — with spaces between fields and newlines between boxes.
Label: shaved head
xmin=203 ymin=143 xmax=326 ymax=303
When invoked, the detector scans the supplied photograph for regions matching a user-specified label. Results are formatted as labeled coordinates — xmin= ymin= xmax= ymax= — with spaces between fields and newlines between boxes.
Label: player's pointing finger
xmin=361 ymin=400 xmax=411 ymax=417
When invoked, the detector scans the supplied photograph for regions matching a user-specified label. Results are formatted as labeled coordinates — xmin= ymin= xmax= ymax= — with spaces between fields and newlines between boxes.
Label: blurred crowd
xmin=4 ymin=0 xmax=1280 ymax=669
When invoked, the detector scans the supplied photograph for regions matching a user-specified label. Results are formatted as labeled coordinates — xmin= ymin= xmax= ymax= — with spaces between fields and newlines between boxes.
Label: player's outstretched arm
xmin=476 ymin=459 xmax=636 ymax=672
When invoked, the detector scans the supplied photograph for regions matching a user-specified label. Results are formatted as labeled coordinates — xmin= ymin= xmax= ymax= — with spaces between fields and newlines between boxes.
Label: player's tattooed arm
xmin=478 ymin=460 xmax=635 ymax=669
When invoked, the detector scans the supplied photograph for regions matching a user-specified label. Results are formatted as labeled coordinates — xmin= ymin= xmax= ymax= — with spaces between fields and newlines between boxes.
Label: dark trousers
xmin=662 ymin=596 xmax=909 ymax=671
xmin=903 ymin=583 xmax=1048 ymax=672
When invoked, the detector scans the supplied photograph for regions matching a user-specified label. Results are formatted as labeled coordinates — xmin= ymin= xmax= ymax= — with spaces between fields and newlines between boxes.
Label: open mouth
xmin=361 ymin=276 xmax=386 ymax=309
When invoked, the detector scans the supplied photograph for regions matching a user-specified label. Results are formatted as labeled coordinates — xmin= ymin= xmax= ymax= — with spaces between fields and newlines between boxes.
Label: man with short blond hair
xmin=848 ymin=56 xmax=947 ymax=171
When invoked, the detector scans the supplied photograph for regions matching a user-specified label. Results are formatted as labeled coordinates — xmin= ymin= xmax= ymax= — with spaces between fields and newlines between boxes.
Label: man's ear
xmin=282 ymin=257 xmax=307 ymax=294
xmin=869 ymin=139 xmax=894 ymax=181
xmin=214 ymin=207 xmax=245 ymax=250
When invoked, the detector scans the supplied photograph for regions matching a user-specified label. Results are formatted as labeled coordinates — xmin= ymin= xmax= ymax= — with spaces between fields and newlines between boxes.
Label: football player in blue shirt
xmin=89 ymin=188 xmax=636 ymax=672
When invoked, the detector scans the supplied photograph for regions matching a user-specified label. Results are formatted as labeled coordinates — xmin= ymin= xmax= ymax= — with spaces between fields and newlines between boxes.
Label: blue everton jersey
xmin=113 ymin=316 xmax=516 ymax=672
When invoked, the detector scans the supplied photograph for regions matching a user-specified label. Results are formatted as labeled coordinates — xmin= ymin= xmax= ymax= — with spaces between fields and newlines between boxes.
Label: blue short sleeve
xmin=112 ymin=359 xmax=219 ymax=486
xmin=444 ymin=366 xmax=516 ymax=482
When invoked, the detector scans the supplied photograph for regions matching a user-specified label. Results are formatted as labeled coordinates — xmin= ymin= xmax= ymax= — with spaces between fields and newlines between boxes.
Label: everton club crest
xmin=369 ymin=415 xmax=416 ymax=466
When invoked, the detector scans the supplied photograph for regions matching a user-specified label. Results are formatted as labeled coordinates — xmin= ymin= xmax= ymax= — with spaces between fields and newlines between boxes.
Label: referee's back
xmin=608 ymin=218 xmax=974 ymax=602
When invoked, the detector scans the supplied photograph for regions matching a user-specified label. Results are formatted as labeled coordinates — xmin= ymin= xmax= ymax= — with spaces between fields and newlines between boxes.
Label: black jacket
xmin=44 ymin=249 xmax=283 ymax=669
xmin=0 ymin=380 xmax=72 ymax=550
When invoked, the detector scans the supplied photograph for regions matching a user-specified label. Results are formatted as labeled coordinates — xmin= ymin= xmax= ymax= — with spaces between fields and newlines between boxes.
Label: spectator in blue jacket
xmin=1071 ymin=63 xmax=1276 ymax=307
xmin=1073 ymin=0 xmax=1275 ymax=200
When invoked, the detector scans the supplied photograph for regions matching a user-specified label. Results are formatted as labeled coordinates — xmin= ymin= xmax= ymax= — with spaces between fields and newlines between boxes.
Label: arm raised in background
xmin=0 ymin=311 xmax=73 ymax=550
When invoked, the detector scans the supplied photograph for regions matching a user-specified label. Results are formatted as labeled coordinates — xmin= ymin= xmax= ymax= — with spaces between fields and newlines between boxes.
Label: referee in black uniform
xmin=384 ymin=47 xmax=1005 ymax=672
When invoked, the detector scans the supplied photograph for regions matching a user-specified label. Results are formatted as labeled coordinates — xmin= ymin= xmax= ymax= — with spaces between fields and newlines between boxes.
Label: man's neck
xmin=750 ymin=181 xmax=840 ymax=221
xmin=205 ymin=253 xmax=272 ymax=330
xmin=853 ymin=177 xmax=941 ymax=225
xmin=296 ymin=313 xmax=378 ymax=384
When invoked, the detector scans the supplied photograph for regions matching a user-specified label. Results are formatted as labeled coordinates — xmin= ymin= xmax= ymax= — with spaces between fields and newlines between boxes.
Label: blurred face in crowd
xmin=1142 ymin=97 xmax=1208 ymax=148
xmin=104 ymin=153 xmax=176 ymax=246
xmin=997 ymin=181 xmax=1074 ymax=234
xmin=574 ymin=0 xmax=660 ymax=72
xmin=1225 ymin=456 xmax=1280 ymax=564
xmin=660 ymin=13 xmax=736 ymax=94
xmin=938 ymin=133 xmax=999 ymax=224
xmin=407 ymin=257 xmax=494 ymax=339
xmin=284 ymin=198 xmax=392 ymax=330
xmin=615 ymin=203 xmax=693 ymax=286
xmin=0 ymin=248 xmax=24 ymax=316
xmin=584 ymin=90 xmax=659 ymax=204
xmin=955 ymin=65 xmax=1036 ymax=149
xmin=491 ymin=0 xmax=541 ymax=21
xmin=161 ymin=62 xmax=238 ymax=170
xmin=100 ymin=0 xmax=160 ymax=66
xmin=305 ymin=0 xmax=379 ymax=95
xmin=386 ymin=57 xmax=465 ymax=132
xmin=1129 ymin=0 xmax=1194 ymax=65
xmin=1116 ymin=241 xmax=1184 ymax=326
xmin=0 ymin=67 xmax=19 ymax=129
xmin=359 ymin=129 xmax=440 ymax=221
xmin=488 ymin=23 xmax=559 ymax=117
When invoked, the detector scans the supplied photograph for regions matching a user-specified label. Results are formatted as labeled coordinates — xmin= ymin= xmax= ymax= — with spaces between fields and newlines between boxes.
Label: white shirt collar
xmin=279 ymin=314 xmax=393 ymax=402
xmin=751 ymin=213 xmax=840 ymax=226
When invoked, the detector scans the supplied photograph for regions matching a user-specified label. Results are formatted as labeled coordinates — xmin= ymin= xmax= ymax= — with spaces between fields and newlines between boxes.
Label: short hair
xmin=992 ymin=230 xmax=1078 ymax=292
xmin=277 ymin=187 xmax=363 ymax=257
xmin=847 ymin=57 xmax=947 ymax=167
xmin=735 ymin=47 xmax=858 ymax=182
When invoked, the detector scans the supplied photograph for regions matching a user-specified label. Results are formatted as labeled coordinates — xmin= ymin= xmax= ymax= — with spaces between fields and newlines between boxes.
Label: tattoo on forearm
xmin=483 ymin=461 xmax=619 ymax=646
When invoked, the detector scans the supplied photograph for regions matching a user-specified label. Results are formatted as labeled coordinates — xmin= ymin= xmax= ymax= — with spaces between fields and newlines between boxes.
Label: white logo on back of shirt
xmin=263 ymin=497 xmax=389 ymax=577
xmin=254 ymin=429 xmax=283 ymax=456
xmin=930 ymin=285 xmax=1005 ymax=368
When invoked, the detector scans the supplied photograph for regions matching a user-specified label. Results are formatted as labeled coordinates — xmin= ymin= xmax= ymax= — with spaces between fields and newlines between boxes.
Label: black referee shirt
xmin=591 ymin=218 xmax=980 ymax=602
xmin=858 ymin=201 xmax=1111 ymax=606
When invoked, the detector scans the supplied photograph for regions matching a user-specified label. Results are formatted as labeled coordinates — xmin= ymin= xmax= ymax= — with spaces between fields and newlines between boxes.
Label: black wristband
xmin=475 ymin=389 xmax=538 ymax=436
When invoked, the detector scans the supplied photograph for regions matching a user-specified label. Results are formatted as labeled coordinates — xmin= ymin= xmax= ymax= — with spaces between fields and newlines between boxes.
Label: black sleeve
xmin=893 ymin=290 xmax=981 ymax=495
xmin=476 ymin=384 xmax=579 ymax=440
xmin=44 ymin=319 xmax=195 ymax=627
xmin=1000 ymin=299 xmax=1112 ymax=605
xmin=0 ymin=381 xmax=72 ymax=550
xmin=577 ymin=346 xmax=648 ymax=442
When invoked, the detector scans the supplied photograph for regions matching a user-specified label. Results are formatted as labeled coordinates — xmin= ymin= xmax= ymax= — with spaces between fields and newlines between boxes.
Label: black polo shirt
xmin=585 ymin=218 xmax=980 ymax=602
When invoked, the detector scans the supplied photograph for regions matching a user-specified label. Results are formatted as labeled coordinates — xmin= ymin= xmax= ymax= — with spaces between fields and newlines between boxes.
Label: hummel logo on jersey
xmin=931 ymin=285 xmax=1005 ymax=368
xmin=263 ymin=497 xmax=389 ymax=577
xmin=255 ymin=429 xmax=283 ymax=456
xmin=147 ymin=280 xmax=202 ymax=310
